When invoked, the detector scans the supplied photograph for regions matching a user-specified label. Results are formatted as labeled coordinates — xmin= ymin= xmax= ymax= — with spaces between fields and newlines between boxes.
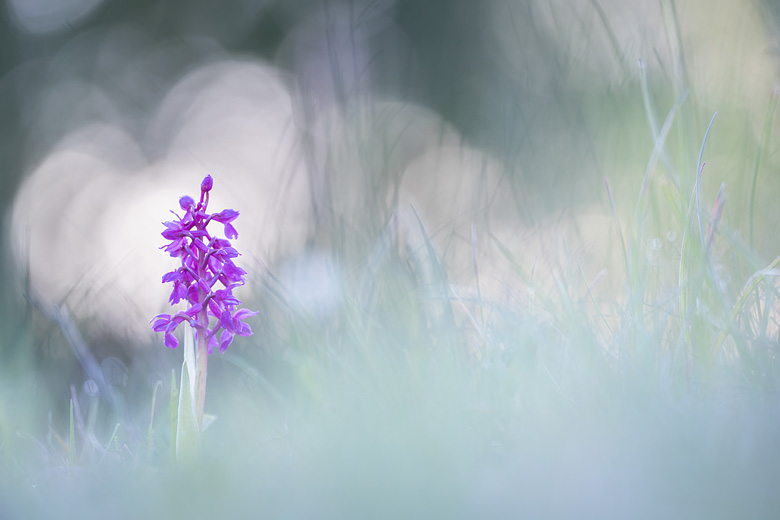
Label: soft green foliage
xmin=176 ymin=360 xmax=199 ymax=460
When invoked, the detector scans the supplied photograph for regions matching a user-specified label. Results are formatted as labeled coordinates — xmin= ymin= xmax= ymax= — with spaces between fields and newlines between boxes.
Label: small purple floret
xmin=151 ymin=175 xmax=257 ymax=353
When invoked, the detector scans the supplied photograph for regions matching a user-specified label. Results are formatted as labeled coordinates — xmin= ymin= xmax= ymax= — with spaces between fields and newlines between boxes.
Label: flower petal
xmin=185 ymin=303 xmax=203 ymax=317
xmin=219 ymin=330 xmax=234 ymax=353
xmin=169 ymin=281 xmax=187 ymax=305
xmin=224 ymin=223 xmax=238 ymax=240
xmin=179 ymin=196 xmax=195 ymax=211
xmin=233 ymin=308 xmax=259 ymax=321
xmin=220 ymin=310 xmax=234 ymax=332
xmin=222 ymin=260 xmax=246 ymax=281
xmin=164 ymin=332 xmax=179 ymax=349
xmin=208 ymin=298 xmax=223 ymax=318
xmin=236 ymin=322 xmax=252 ymax=337
xmin=193 ymin=239 xmax=209 ymax=253
xmin=214 ymin=288 xmax=240 ymax=306
xmin=213 ymin=209 xmax=239 ymax=223
xmin=187 ymin=285 xmax=199 ymax=304
xmin=162 ymin=269 xmax=183 ymax=283
xmin=151 ymin=314 xmax=171 ymax=332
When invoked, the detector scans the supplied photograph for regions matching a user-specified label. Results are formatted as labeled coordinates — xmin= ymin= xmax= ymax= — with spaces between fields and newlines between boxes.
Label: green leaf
xmin=175 ymin=359 xmax=200 ymax=460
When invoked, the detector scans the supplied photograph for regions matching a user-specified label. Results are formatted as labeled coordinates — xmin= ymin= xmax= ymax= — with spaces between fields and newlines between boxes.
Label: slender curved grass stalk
xmin=695 ymin=113 xmax=718 ymax=244
xmin=714 ymin=253 xmax=780 ymax=355
xmin=68 ymin=399 xmax=75 ymax=472
xmin=639 ymin=59 xmax=681 ymax=187
xmin=579 ymin=263 xmax=613 ymax=338
xmin=148 ymin=380 xmax=162 ymax=461
xmin=588 ymin=0 xmax=626 ymax=77
xmin=97 ymin=423 xmax=121 ymax=468
xmin=603 ymin=178 xmax=629 ymax=285
xmin=749 ymin=88 xmax=779 ymax=247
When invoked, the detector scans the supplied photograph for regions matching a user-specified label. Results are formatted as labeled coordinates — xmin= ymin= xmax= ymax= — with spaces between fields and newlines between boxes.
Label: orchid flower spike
xmin=151 ymin=175 xmax=257 ymax=353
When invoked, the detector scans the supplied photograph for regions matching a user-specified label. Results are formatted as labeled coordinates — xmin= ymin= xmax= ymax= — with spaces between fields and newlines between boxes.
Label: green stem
xmin=195 ymin=311 xmax=208 ymax=432
xmin=195 ymin=247 xmax=209 ymax=433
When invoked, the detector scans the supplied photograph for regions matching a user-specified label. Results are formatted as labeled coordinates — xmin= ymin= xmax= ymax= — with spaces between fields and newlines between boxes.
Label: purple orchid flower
xmin=151 ymin=175 xmax=257 ymax=353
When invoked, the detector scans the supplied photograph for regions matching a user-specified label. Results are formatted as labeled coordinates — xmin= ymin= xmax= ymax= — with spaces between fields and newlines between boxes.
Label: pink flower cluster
xmin=151 ymin=175 xmax=256 ymax=353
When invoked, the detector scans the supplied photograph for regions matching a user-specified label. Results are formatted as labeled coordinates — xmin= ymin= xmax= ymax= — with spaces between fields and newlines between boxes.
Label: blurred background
xmin=3 ymin=0 xmax=780 ymax=517
xmin=2 ymin=0 xmax=777 ymax=342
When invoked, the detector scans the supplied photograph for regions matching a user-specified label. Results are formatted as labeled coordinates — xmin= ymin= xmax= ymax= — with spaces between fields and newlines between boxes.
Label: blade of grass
xmin=588 ymin=0 xmax=627 ymax=78
xmin=639 ymin=59 xmax=681 ymax=188
xmin=695 ymin=112 xmax=718 ymax=244
xmin=632 ymin=87 xmax=688 ymax=257
xmin=489 ymin=231 xmax=557 ymax=312
xmin=677 ymin=159 xmax=709 ymax=350
xmin=68 ymin=398 xmax=75 ymax=472
xmin=579 ymin=263 xmax=613 ymax=339
xmin=715 ymin=253 xmax=780 ymax=354
xmin=749 ymin=87 xmax=779 ymax=247
xmin=659 ymin=0 xmax=690 ymax=92
xmin=409 ymin=204 xmax=458 ymax=344
xmin=705 ymin=183 xmax=726 ymax=255
xmin=472 ymin=222 xmax=485 ymax=329
xmin=604 ymin=177 xmax=629 ymax=282
xmin=97 ymin=423 xmax=121 ymax=468
xmin=148 ymin=380 xmax=162 ymax=461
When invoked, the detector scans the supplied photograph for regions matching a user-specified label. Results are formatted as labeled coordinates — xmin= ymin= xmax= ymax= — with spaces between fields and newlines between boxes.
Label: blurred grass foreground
xmin=3 ymin=0 xmax=780 ymax=518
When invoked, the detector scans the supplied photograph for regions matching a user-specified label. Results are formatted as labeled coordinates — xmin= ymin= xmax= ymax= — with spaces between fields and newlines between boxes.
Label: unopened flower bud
xmin=201 ymin=175 xmax=213 ymax=193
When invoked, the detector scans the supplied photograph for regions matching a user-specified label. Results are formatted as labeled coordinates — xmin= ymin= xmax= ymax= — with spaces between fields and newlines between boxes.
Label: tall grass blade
xmin=148 ymin=380 xmax=162 ymax=461
xmin=695 ymin=112 xmax=718 ymax=244
xmin=749 ymin=88 xmax=779 ymax=247
xmin=588 ymin=0 xmax=626 ymax=77
xmin=715 ymin=253 xmax=780 ymax=354
xmin=639 ymin=59 xmax=680 ymax=185
xmin=409 ymin=204 xmax=458 ymax=344
xmin=68 ymin=398 xmax=75 ymax=471
xmin=604 ymin=177 xmax=629 ymax=282
xmin=580 ymin=263 xmax=613 ymax=338
xmin=632 ymin=87 xmax=687 ymax=242
xmin=705 ymin=183 xmax=726 ymax=255
xmin=471 ymin=222 xmax=485 ymax=328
